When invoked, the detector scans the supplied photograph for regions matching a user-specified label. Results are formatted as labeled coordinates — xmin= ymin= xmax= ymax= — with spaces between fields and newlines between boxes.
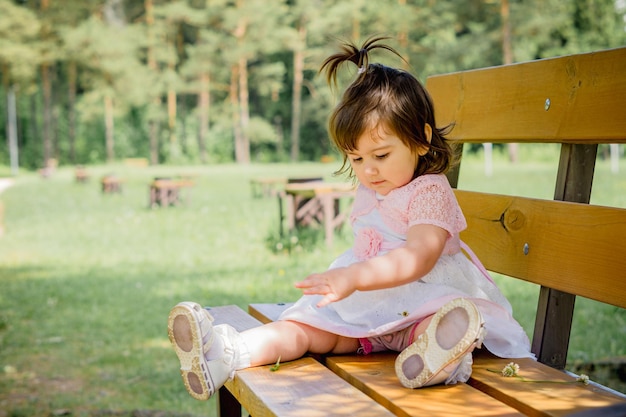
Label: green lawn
xmin=1 ymin=151 xmax=624 ymax=416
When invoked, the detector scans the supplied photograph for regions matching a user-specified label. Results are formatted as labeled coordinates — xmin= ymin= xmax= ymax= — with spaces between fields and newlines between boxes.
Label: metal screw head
xmin=544 ymin=98 xmax=551 ymax=111
xmin=523 ymin=243 xmax=530 ymax=255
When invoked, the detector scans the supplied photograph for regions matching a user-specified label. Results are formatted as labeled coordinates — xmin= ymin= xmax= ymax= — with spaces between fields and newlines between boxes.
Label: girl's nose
xmin=364 ymin=163 xmax=378 ymax=176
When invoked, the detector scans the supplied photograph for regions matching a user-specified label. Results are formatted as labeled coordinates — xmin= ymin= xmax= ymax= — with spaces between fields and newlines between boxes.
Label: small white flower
xmin=501 ymin=362 xmax=520 ymax=377
xmin=577 ymin=374 xmax=590 ymax=385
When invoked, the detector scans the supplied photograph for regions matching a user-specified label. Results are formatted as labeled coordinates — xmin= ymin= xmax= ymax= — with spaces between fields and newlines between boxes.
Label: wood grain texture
xmin=426 ymin=47 xmax=626 ymax=144
xmin=455 ymin=190 xmax=626 ymax=308
xmin=471 ymin=353 xmax=626 ymax=417
xmin=327 ymin=354 xmax=523 ymax=417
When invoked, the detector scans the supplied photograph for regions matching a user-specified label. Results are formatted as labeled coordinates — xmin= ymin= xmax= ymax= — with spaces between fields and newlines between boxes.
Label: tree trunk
xmin=29 ymin=94 xmax=39 ymax=159
xmin=198 ymin=72 xmax=209 ymax=164
xmin=230 ymin=64 xmax=246 ymax=164
xmin=501 ymin=0 xmax=518 ymax=163
xmin=7 ymin=85 xmax=19 ymax=176
xmin=42 ymin=63 xmax=53 ymax=168
xmin=168 ymin=29 xmax=181 ymax=149
xmin=146 ymin=0 xmax=160 ymax=165
xmin=290 ymin=22 xmax=305 ymax=162
xmin=68 ymin=61 xmax=77 ymax=164
xmin=168 ymin=86 xmax=177 ymax=146
xmin=104 ymin=94 xmax=115 ymax=162
xmin=40 ymin=0 xmax=52 ymax=168
xmin=232 ymin=5 xmax=250 ymax=164
xmin=237 ymin=56 xmax=250 ymax=164
xmin=149 ymin=120 xmax=159 ymax=165
xmin=398 ymin=0 xmax=409 ymax=69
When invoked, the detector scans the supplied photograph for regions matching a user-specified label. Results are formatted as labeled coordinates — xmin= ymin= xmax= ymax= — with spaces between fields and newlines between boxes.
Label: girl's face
xmin=347 ymin=123 xmax=427 ymax=196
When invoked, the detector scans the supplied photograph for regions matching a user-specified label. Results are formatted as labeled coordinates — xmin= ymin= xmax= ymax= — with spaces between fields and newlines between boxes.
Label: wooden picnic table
xmin=101 ymin=175 xmax=123 ymax=194
xmin=250 ymin=177 xmax=287 ymax=198
xmin=75 ymin=166 xmax=89 ymax=183
xmin=149 ymin=178 xmax=194 ymax=208
xmin=280 ymin=180 xmax=356 ymax=247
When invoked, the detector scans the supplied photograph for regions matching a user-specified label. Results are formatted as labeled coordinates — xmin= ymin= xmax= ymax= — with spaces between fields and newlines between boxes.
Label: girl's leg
xmin=242 ymin=320 xmax=360 ymax=366
xmin=168 ymin=302 xmax=360 ymax=401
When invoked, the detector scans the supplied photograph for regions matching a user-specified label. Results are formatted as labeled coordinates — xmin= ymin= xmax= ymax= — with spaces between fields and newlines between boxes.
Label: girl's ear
xmin=424 ymin=123 xmax=433 ymax=143
xmin=417 ymin=123 xmax=433 ymax=156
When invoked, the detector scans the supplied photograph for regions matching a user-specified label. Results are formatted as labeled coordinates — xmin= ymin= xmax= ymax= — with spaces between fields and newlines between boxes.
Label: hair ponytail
xmin=320 ymin=35 xmax=404 ymax=88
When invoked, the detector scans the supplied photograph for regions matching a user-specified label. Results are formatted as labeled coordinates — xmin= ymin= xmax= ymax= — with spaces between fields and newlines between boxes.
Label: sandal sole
xmin=167 ymin=302 xmax=215 ymax=400
xmin=395 ymin=298 xmax=485 ymax=388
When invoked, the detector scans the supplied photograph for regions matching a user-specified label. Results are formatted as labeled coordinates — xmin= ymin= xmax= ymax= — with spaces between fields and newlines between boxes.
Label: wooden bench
xmin=124 ymin=157 xmax=149 ymax=167
xmin=207 ymin=48 xmax=626 ymax=416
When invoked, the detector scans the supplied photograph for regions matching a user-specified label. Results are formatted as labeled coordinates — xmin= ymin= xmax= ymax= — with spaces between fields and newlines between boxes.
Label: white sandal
xmin=167 ymin=302 xmax=232 ymax=400
xmin=395 ymin=298 xmax=486 ymax=388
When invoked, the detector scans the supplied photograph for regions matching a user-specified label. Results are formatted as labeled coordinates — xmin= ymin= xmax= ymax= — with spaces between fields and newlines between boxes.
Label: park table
xmin=149 ymin=177 xmax=194 ymax=208
xmin=280 ymin=180 xmax=355 ymax=247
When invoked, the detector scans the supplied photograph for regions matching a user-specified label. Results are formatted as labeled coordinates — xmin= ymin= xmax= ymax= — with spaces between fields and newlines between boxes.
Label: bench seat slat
xmin=455 ymin=190 xmax=626 ymax=309
xmin=327 ymin=353 xmax=524 ymax=417
xmin=471 ymin=354 xmax=626 ymax=417
xmin=210 ymin=305 xmax=394 ymax=417
xmin=426 ymin=47 xmax=626 ymax=144
xmin=228 ymin=357 xmax=395 ymax=417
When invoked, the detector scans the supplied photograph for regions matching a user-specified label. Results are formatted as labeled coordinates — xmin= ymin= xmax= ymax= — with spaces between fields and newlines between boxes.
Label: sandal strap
xmin=190 ymin=303 xmax=215 ymax=355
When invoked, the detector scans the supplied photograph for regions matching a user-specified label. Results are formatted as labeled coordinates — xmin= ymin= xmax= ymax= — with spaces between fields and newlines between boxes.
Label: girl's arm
xmin=295 ymin=223 xmax=448 ymax=307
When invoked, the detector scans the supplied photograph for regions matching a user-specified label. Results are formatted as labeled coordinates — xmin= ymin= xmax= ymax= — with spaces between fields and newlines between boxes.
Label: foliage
xmin=0 ymin=0 xmax=625 ymax=169
xmin=265 ymin=227 xmax=325 ymax=255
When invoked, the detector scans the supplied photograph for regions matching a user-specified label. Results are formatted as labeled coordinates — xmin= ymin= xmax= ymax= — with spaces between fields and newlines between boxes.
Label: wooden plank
xmin=228 ymin=357 xmax=395 ymax=417
xmin=210 ymin=304 xmax=265 ymax=332
xmin=327 ymin=353 xmax=523 ymax=417
xmin=470 ymin=353 xmax=626 ymax=417
xmin=210 ymin=305 xmax=394 ymax=417
xmin=455 ymin=190 xmax=626 ymax=309
xmin=249 ymin=302 xmax=293 ymax=323
xmin=426 ymin=47 xmax=626 ymax=144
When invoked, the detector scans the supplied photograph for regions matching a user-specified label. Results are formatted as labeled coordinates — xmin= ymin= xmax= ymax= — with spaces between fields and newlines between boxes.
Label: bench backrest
xmin=425 ymin=47 xmax=626 ymax=368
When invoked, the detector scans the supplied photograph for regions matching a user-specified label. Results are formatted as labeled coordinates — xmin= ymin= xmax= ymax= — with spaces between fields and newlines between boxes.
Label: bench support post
xmin=217 ymin=385 xmax=241 ymax=417
xmin=446 ymin=142 xmax=464 ymax=188
xmin=531 ymin=143 xmax=597 ymax=368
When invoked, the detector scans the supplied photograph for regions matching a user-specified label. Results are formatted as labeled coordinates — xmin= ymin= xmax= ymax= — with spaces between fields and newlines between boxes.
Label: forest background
xmin=1 ymin=0 xmax=626 ymax=172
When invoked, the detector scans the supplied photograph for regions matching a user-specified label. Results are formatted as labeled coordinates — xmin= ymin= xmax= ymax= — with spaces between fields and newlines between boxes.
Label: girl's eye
xmin=351 ymin=157 xmax=362 ymax=163
xmin=375 ymin=153 xmax=389 ymax=160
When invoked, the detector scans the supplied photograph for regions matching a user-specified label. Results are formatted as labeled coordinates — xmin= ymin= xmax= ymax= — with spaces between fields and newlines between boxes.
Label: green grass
xmin=0 ymin=151 xmax=624 ymax=416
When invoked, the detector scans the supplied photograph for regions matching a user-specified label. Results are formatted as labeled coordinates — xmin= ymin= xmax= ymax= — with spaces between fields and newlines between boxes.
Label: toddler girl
xmin=167 ymin=36 xmax=533 ymax=401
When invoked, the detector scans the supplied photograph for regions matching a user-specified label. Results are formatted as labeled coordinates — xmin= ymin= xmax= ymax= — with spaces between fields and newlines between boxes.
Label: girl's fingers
xmin=316 ymin=293 xmax=339 ymax=308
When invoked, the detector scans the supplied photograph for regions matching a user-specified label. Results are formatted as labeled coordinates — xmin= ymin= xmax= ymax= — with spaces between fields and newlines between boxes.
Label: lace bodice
xmin=350 ymin=174 xmax=466 ymax=253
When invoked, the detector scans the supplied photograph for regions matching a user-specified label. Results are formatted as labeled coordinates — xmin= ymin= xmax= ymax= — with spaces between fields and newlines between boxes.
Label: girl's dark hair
xmin=320 ymin=36 xmax=454 ymax=179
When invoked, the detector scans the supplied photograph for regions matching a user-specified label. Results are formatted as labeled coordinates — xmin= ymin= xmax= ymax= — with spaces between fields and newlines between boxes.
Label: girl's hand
xmin=295 ymin=267 xmax=356 ymax=308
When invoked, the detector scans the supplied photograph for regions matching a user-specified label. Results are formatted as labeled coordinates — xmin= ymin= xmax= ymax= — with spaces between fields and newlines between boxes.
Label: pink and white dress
xmin=279 ymin=174 xmax=533 ymax=359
